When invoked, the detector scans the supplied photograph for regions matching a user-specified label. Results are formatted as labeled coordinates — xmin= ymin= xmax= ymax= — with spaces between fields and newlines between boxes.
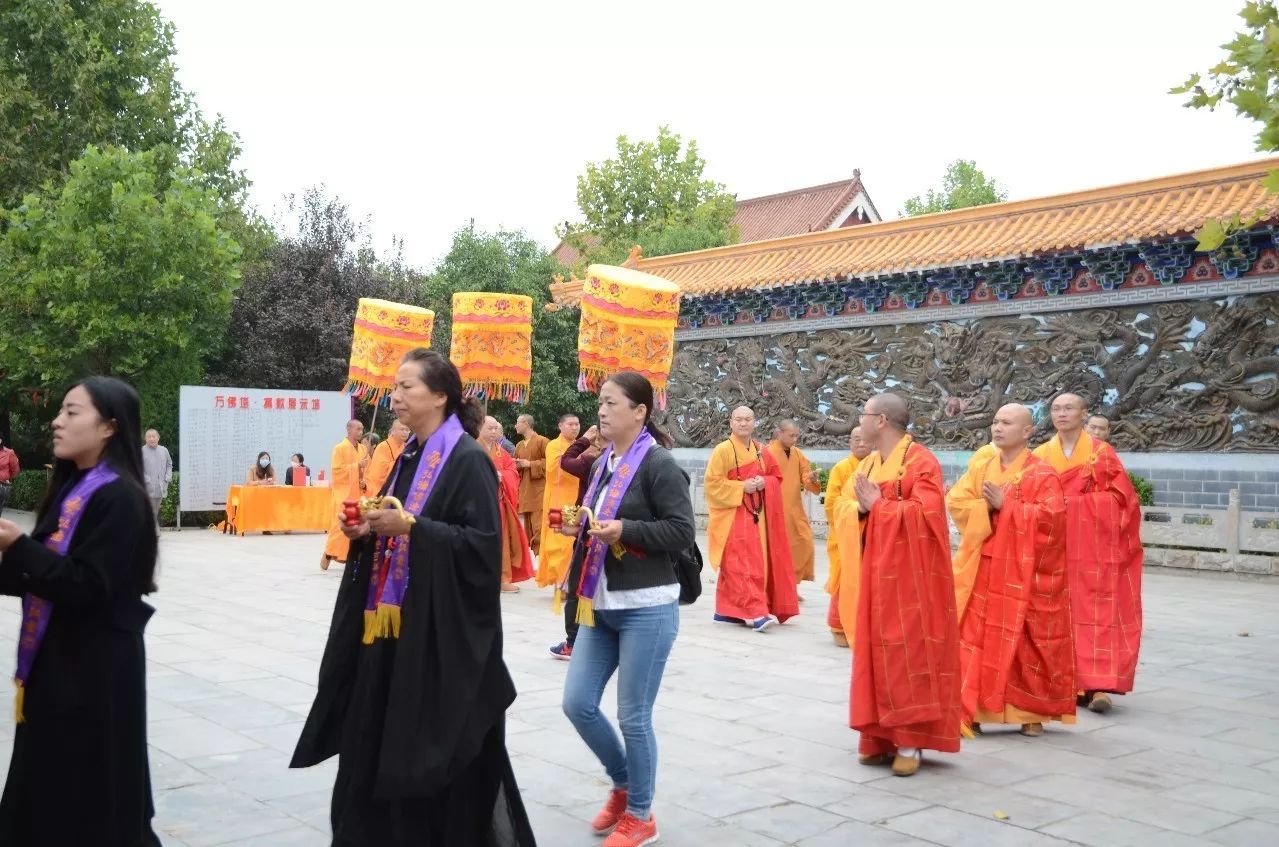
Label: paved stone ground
xmin=1 ymin=513 xmax=1278 ymax=846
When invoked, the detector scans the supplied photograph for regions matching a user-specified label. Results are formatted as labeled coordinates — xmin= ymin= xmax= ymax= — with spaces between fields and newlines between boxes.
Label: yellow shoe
xmin=858 ymin=753 xmax=890 ymax=766
xmin=891 ymin=750 xmax=922 ymax=777
xmin=1020 ymin=722 xmax=1044 ymax=737
xmin=832 ymin=631 xmax=849 ymax=648
xmin=1088 ymin=692 xmax=1113 ymax=714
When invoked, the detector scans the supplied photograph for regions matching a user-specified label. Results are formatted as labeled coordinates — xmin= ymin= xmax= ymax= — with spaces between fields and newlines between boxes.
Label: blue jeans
xmin=562 ymin=601 xmax=679 ymax=819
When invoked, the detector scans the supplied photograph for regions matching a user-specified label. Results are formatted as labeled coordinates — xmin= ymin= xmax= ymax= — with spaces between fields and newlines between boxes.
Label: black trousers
xmin=563 ymin=553 xmax=582 ymax=647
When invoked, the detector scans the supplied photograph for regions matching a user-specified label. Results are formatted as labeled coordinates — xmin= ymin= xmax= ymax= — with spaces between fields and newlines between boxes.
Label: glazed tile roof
xmin=550 ymin=158 xmax=1279 ymax=305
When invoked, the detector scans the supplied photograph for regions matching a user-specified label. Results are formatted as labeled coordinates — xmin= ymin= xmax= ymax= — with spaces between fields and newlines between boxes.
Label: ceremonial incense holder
xmin=342 ymin=495 xmax=414 ymax=527
xmin=545 ymin=504 xmax=626 ymax=559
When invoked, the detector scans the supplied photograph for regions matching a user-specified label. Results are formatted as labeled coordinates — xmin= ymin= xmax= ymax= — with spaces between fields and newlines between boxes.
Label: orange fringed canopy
xmin=577 ymin=264 xmax=680 ymax=409
xmin=345 ymin=298 xmax=435 ymax=404
xmin=450 ymin=292 xmax=534 ymax=403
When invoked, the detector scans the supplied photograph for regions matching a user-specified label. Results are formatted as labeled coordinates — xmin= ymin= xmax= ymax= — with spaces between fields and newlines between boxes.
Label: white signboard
xmin=178 ymin=386 xmax=354 ymax=512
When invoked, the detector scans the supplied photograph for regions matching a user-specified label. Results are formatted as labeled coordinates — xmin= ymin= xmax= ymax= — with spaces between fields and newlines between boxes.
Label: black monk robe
xmin=292 ymin=436 xmax=536 ymax=846
xmin=0 ymin=475 xmax=161 ymax=847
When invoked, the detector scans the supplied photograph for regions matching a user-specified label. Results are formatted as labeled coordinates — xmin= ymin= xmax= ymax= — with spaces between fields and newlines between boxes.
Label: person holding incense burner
xmin=560 ymin=371 xmax=695 ymax=847
xmin=292 ymin=348 xmax=535 ymax=846
xmin=0 ymin=377 xmax=162 ymax=845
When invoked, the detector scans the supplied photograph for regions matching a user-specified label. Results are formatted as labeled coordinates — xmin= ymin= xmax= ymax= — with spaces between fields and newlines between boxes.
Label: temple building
xmin=551 ymin=158 xmax=1279 ymax=515
xmin=551 ymin=171 xmax=880 ymax=266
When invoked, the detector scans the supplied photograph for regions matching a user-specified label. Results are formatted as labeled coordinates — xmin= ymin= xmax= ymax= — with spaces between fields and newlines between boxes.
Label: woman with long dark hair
xmin=560 ymin=371 xmax=695 ymax=847
xmin=0 ymin=376 xmax=161 ymax=846
xmin=292 ymin=348 xmax=536 ymax=846
xmin=245 ymin=450 xmax=277 ymax=485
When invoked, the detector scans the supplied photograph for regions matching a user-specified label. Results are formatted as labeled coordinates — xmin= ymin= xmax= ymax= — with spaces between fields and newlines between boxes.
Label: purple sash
xmin=362 ymin=414 xmax=465 ymax=644
xmin=14 ymin=463 xmax=119 ymax=722
xmin=574 ymin=429 xmax=655 ymax=626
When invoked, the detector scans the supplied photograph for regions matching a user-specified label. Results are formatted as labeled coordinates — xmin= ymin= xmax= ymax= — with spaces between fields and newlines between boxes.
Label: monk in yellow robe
xmin=537 ymin=413 xmax=582 ymax=596
xmin=321 ymin=418 xmax=369 ymax=570
xmin=705 ymin=406 xmax=798 ymax=631
xmin=364 ymin=420 xmax=408 ymax=497
xmin=824 ymin=426 xmax=870 ymax=647
xmin=514 ymin=414 xmax=549 ymax=555
xmin=765 ymin=420 xmax=821 ymax=587
xmin=948 ymin=405 xmax=1074 ymax=738
xmin=1034 ymin=393 xmax=1143 ymax=715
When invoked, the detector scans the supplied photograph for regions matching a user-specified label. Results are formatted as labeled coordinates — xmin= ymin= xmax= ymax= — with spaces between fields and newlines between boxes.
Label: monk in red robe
xmin=1033 ymin=393 xmax=1143 ymax=714
xmin=481 ymin=416 xmax=534 ymax=592
xmin=949 ymin=405 xmax=1075 ymax=738
xmin=833 ymin=392 xmax=961 ymax=776
xmin=704 ymin=406 xmax=798 ymax=632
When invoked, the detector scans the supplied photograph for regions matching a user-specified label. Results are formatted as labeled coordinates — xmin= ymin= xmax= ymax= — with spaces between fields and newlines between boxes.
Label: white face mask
xmin=259 ymin=458 xmax=271 ymax=468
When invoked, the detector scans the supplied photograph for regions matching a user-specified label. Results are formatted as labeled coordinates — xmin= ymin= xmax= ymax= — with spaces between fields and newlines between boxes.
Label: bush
xmin=6 ymin=469 xmax=49 ymax=511
xmin=1129 ymin=472 xmax=1154 ymax=507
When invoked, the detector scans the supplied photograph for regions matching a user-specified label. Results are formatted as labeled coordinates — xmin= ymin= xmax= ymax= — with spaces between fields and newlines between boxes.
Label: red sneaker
xmin=591 ymin=788 xmax=628 ymax=834
xmin=603 ymin=812 xmax=659 ymax=846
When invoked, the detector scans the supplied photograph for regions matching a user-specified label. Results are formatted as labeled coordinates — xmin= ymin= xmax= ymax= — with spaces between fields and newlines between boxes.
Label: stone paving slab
xmin=1 ymin=512 xmax=1277 ymax=846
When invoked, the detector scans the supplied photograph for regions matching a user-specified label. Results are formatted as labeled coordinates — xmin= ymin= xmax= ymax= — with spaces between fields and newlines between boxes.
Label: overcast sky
xmin=156 ymin=0 xmax=1266 ymax=268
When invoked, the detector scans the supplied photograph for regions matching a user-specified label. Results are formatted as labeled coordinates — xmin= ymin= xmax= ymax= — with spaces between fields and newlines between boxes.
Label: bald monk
xmin=824 ymin=426 xmax=870 ymax=647
xmin=537 ymin=413 xmax=582 ymax=602
xmin=1086 ymin=414 xmax=1111 ymax=443
xmin=949 ymin=405 xmax=1074 ymax=738
xmin=364 ymin=420 xmax=409 ymax=496
xmin=514 ymin=414 xmax=549 ymax=555
xmin=766 ymin=420 xmax=821 ymax=588
xmin=321 ymin=418 xmax=369 ymax=571
xmin=704 ymin=406 xmax=798 ymax=632
xmin=1035 ymin=393 xmax=1143 ymax=714
xmin=481 ymin=416 xmax=535 ymax=593
xmin=833 ymin=393 xmax=961 ymax=776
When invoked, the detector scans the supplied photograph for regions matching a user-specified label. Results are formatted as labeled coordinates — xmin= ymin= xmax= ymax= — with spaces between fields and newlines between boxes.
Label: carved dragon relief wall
xmin=656 ymin=293 xmax=1279 ymax=452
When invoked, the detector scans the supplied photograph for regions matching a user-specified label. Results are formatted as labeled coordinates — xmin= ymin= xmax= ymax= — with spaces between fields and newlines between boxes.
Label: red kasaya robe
xmin=704 ymin=438 xmax=799 ymax=623
xmin=849 ymin=436 xmax=962 ymax=756
xmin=489 ymin=443 xmax=534 ymax=584
xmin=950 ymin=449 xmax=1075 ymax=723
xmin=1033 ymin=433 xmax=1143 ymax=693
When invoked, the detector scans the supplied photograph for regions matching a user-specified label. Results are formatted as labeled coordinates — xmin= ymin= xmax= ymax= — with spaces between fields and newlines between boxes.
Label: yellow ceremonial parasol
xmin=345 ymin=298 xmax=435 ymax=405
xmin=449 ymin=292 xmax=534 ymax=403
xmin=577 ymin=264 xmax=681 ymax=408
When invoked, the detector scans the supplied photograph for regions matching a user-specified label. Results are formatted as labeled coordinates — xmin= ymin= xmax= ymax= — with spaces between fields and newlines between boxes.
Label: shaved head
xmin=866 ymin=392 xmax=909 ymax=429
xmin=480 ymin=415 xmax=502 ymax=446
xmin=1087 ymin=414 xmax=1111 ymax=442
xmin=1050 ymin=393 xmax=1088 ymax=435
xmin=775 ymin=419 xmax=800 ymax=449
xmin=850 ymin=426 xmax=870 ymax=460
xmin=730 ymin=406 xmax=756 ymax=440
xmin=991 ymin=403 xmax=1034 ymax=451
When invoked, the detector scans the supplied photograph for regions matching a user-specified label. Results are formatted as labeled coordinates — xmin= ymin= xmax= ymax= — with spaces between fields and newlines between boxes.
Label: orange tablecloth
xmin=226 ymin=485 xmax=332 ymax=535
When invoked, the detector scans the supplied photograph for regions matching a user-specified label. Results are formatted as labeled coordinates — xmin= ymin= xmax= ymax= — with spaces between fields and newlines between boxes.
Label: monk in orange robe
xmin=949 ymin=405 xmax=1074 ymax=738
xmin=765 ymin=420 xmax=821 ymax=587
xmin=705 ymin=406 xmax=798 ymax=632
xmin=514 ymin=414 xmax=549 ymax=555
xmin=481 ymin=416 xmax=534 ymax=592
xmin=1034 ymin=393 xmax=1143 ymax=714
xmin=824 ymin=426 xmax=870 ymax=647
xmin=537 ymin=413 xmax=582 ymax=597
xmin=321 ymin=419 xmax=369 ymax=570
xmin=364 ymin=420 xmax=408 ymax=496
xmin=833 ymin=392 xmax=961 ymax=776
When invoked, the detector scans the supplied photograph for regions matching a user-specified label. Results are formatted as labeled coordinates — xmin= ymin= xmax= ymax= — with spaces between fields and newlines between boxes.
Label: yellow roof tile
xmin=549 ymin=158 xmax=1279 ymax=306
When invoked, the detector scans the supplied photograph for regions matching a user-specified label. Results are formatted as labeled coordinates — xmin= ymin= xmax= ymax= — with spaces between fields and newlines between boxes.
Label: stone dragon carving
xmin=655 ymin=294 xmax=1279 ymax=451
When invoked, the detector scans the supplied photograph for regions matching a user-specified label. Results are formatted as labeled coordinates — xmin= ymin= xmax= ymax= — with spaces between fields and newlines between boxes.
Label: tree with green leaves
xmin=0 ymin=144 xmax=242 ymax=400
xmin=902 ymin=160 xmax=1007 ymax=217
xmin=557 ymin=126 xmax=738 ymax=266
xmin=1174 ymin=0 xmax=1279 ymax=249
xmin=209 ymin=188 xmax=426 ymax=394
xmin=425 ymin=224 xmax=597 ymax=430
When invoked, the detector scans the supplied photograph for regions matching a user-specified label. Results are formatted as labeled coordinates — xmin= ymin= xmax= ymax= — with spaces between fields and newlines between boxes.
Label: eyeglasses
xmin=858 ymin=411 xmax=886 ymax=421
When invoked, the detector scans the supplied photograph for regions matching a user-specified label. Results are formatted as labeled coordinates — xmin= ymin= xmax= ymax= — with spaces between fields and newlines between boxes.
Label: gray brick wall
xmin=673 ymin=449 xmax=1279 ymax=513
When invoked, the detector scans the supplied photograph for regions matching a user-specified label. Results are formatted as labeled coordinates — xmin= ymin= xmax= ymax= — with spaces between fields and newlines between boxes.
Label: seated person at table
xmin=284 ymin=453 xmax=310 ymax=486
xmin=246 ymin=451 xmax=277 ymax=486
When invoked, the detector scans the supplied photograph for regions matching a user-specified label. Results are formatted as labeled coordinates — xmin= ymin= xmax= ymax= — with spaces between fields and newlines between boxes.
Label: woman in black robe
xmin=0 ymin=376 xmax=161 ymax=846
xmin=292 ymin=348 xmax=537 ymax=846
